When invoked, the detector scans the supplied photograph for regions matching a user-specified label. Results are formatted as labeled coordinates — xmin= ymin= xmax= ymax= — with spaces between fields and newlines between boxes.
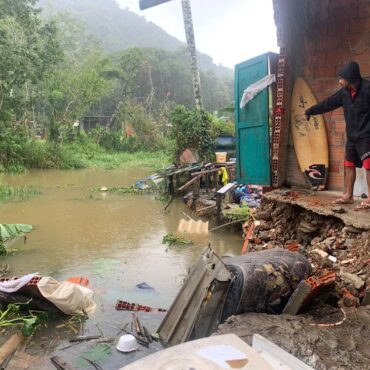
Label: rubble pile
xmin=245 ymin=199 xmax=370 ymax=306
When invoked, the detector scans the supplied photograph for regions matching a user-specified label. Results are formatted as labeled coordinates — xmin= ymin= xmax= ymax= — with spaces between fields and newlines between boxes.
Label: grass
xmin=0 ymin=183 xmax=40 ymax=202
xmin=31 ymin=142 xmax=171 ymax=171
xmin=83 ymin=150 xmax=171 ymax=170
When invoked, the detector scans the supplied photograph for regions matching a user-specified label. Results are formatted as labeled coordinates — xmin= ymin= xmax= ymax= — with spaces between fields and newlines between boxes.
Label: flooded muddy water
xmin=0 ymin=168 xmax=242 ymax=369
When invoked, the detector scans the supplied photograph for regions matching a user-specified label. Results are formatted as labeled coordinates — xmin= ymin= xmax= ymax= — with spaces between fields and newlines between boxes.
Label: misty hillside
xmin=38 ymin=0 xmax=232 ymax=78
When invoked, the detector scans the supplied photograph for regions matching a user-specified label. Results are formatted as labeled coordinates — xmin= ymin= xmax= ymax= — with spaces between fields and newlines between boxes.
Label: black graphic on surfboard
xmin=304 ymin=164 xmax=328 ymax=188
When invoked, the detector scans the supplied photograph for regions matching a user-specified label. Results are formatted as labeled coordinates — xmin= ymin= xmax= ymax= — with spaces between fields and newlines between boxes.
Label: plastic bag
xmin=240 ymin=74 xmax=276 ymax=109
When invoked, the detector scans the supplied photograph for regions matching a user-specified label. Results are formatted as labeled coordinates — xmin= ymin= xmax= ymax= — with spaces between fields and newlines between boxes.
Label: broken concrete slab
xmin=339 ymin=271 xmax=366 ymax=290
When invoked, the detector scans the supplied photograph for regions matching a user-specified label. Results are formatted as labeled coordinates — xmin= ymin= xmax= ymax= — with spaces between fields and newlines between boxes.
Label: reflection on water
xmin=0 ymin=168 xmax=242 ymax=368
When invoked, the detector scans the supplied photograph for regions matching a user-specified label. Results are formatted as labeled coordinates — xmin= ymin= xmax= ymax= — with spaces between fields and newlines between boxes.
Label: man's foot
xmin=332 ymin=197 xmax=354 ymax=205
xmin=354 ymin=201 xmax=370 ymax=211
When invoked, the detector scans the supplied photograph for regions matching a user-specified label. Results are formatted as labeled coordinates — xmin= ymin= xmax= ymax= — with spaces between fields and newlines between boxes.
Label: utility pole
xmin=139 ymin=0 xmax=203 ymax=109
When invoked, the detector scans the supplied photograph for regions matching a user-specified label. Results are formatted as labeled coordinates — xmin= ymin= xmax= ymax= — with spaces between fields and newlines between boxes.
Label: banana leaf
xmin=0 ymin=224 xmax=33 ymax=244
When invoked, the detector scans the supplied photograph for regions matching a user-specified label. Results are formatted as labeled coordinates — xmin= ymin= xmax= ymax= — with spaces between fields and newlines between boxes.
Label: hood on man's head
xmin=338 ymin=61 xmax=362 ymax=83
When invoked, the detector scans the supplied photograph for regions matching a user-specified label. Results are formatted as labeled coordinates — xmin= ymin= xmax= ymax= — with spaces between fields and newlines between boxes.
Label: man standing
xmin=305 ymin=61 xmax=370 ymax=209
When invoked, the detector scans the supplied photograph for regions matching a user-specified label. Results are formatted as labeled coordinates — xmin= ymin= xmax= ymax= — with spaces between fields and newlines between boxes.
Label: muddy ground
xmin=217 ymin=304 xmax=370 ymax=370
xmin=217 ymin=195 xmax=370 ymax=370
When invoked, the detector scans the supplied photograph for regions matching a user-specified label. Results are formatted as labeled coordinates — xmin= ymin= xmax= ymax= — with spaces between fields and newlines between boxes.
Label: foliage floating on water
xmin=0 ymin=183 xmax=40 ymax=202
xmin=0 ymin=301 xmax=48 ymax=337
xmin=96 ymin=185 xmax=154 ymax=195
xmin=162 ymin=233 xmax=193 ymax=246
xmin=96 ymin=175 xmax=165 ymax=196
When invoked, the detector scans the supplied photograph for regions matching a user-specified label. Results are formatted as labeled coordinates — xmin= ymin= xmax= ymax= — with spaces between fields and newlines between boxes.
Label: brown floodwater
xmin=0 ymin=168 xmax=243 ymax=369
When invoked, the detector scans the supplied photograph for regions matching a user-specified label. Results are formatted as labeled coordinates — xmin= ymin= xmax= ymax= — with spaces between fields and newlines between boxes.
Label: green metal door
xmin=235 ymin=53 xmax=271 ymax=185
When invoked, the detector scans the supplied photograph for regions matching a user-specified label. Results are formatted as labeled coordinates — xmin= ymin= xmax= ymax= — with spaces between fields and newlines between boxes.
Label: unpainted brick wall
xmin=283 ymin=0 xmax=370 ymax=190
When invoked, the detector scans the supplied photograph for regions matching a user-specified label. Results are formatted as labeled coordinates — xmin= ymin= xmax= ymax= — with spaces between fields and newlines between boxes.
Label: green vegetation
xmin=222 ymin=205 xmax=251 ymax=221
xmin=0 ymin=0 xmax=234 ymax=173
xmin=0 ymin=224 xmax=33 ymax=254
xmin=0 ymin=302 xmax=48 ymax=336
xmin=0 ymin=184 xmax=39 ymax=202
xmin=170 ymin=106 xmax=213 ymax=161
xmin=162 ymin=233 xmax=193 ymax=246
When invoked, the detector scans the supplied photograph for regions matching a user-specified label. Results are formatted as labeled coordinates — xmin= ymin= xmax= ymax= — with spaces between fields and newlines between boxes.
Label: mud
xmin=217 ymin=305 xmax=370 ymax=370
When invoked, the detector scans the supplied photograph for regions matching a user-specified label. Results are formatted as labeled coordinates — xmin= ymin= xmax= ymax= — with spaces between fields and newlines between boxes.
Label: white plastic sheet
xmin=0 ymin=273 xmax=38 ymax=293
xmin=240 ymin=74 xmax=276 ymax=109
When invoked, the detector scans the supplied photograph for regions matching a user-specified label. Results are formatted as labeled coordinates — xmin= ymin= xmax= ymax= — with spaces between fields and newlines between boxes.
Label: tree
xmin=0 ymin=0 xmax=62 ymax=170
xmin=39 ymin=14 xmax=112 ymax=141
xmin=0 ymin=0 xmax=61 ymax=120
xmin=105 ymin=48 xmax=144 ymax=130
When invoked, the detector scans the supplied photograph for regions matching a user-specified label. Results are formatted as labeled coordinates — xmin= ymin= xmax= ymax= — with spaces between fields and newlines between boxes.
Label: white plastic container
xmin=116 ymin=334 xmax=139 ymax=353
xmin=354 ymin=168 xmax=368 ymax=197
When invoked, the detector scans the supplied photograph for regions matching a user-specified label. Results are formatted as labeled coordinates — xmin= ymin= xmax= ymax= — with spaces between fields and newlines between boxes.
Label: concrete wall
xmin=279 ymin=0 xmax=370 ymax=190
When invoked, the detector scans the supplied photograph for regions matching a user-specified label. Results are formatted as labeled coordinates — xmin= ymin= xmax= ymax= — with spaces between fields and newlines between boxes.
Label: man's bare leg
xmin=333 ymin=166 xmax=355 ymax=204
xmin=365 ymin=169 xmax=370 ymax=204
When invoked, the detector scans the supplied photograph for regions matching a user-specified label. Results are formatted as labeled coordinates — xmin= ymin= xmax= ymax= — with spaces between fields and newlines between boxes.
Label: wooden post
xmin=216 ymin=193 xmax=223 ymax=224
xmin=168 ymin=175 xmax=174 ymax=195
xmin=0 ymin=334 xmax=21 ymax=365
xmin=193 ymin=178 xmax=200 ymax=207
xmin=214 ymin=172 xmax=219 ymax=191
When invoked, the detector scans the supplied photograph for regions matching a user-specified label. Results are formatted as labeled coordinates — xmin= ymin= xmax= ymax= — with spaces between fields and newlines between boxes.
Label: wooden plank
xmin=191 ymin=168 xmax=221 ymax=177
xmin=217 ymin=182 xmax=235 ymax=195
xmin=0 ymin=334 xmax=21 ymax=364
xmin=177 ymin=174 xmax=202 ymax=191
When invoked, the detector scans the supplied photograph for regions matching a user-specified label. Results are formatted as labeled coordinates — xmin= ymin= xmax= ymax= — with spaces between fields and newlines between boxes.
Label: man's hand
xmin=304 ymin=108 xmax=312 ymax=121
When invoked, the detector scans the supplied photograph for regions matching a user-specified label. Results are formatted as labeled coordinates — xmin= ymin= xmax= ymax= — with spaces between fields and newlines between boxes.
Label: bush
xmin=170 ymin=105 xmax=213 ymax=162
xmin=0 ymin=121 xmax=28 ymax=171
xmin=22 ymin=141 xmax=86 ymax=169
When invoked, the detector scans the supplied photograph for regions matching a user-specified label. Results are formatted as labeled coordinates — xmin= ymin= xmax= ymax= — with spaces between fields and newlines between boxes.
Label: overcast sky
xmin=116 ymin=0 xmax=278 ymax=68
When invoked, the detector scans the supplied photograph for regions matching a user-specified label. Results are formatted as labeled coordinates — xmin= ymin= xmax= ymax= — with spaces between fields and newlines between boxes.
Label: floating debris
xmin=115 ymin=300 xmax=167 ymax=313
xmin=162 ymin=233 xmax=193 ymax=246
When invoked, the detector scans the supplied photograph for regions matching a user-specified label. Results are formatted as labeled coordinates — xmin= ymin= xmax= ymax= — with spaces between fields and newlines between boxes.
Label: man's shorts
xmin=345 ymin=138 xmax=370 ymax=169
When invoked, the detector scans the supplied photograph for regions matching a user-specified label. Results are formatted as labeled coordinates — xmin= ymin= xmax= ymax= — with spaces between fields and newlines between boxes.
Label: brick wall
xmin=282 ymin=0 xmax=370 ymax=190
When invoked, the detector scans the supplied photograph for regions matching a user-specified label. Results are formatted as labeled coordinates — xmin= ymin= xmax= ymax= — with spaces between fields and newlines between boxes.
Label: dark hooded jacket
xmin=305 ymin=61 xmax=370 ymax=141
